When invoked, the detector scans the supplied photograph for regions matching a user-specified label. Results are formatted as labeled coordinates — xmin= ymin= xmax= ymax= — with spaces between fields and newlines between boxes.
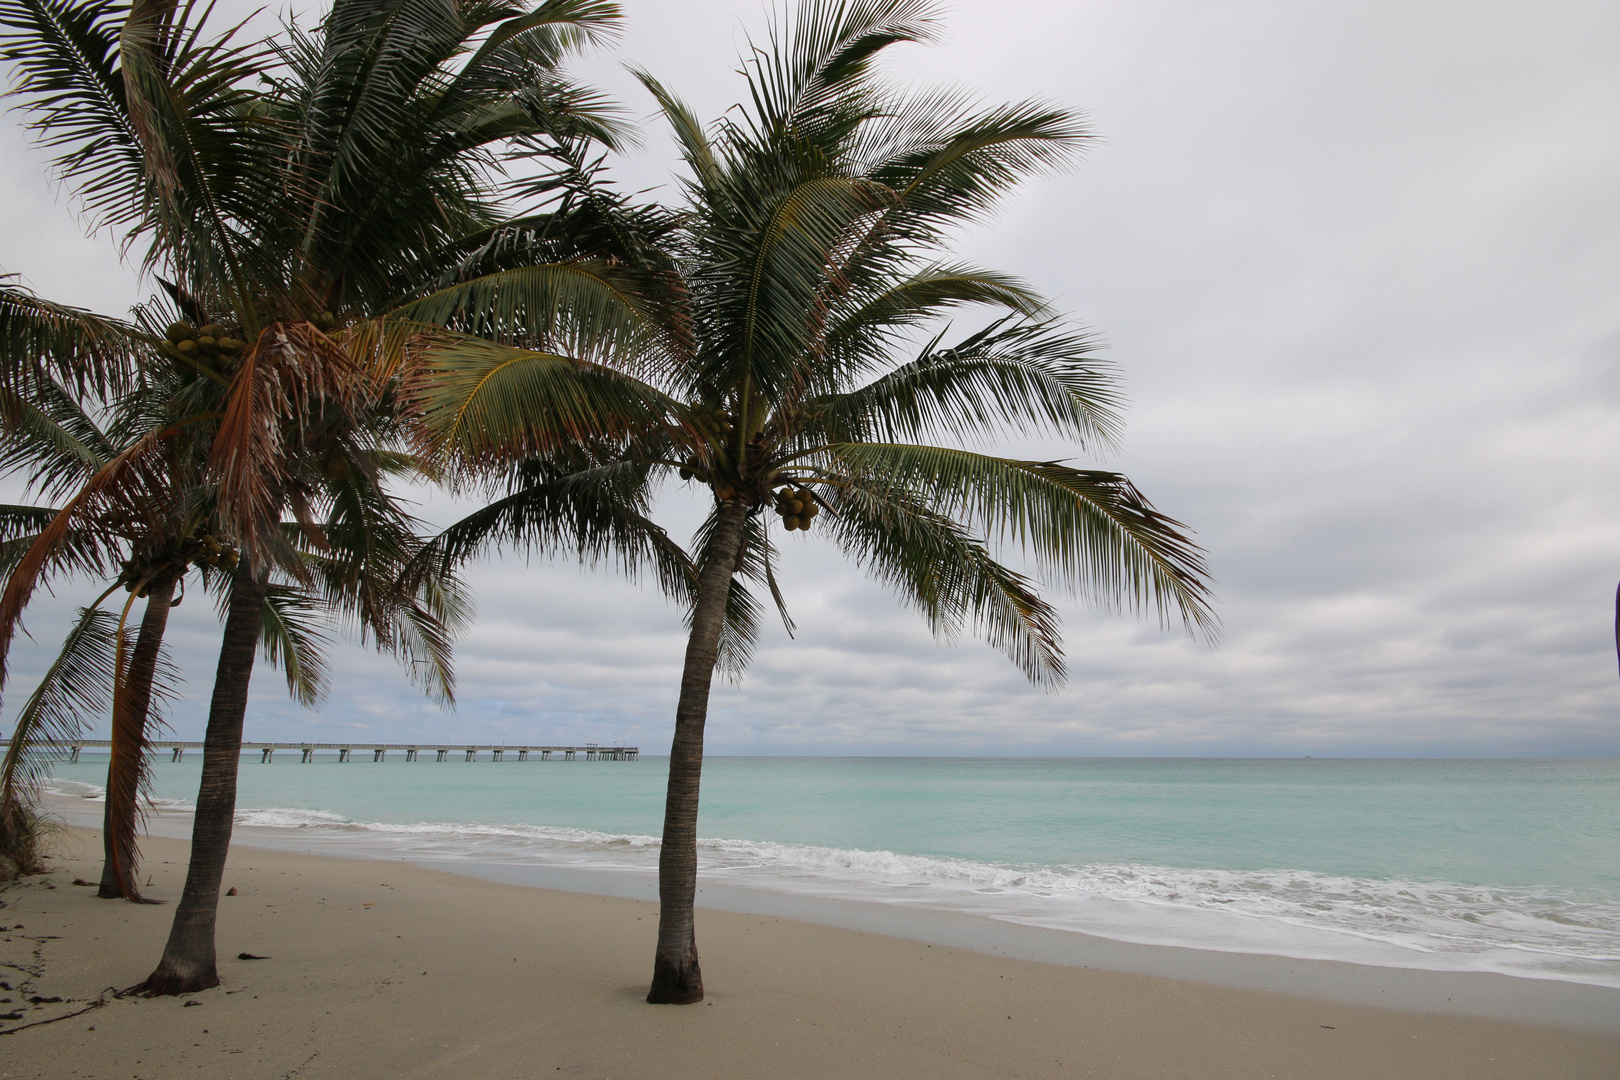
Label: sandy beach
xmin=0 ymin=827 xmax=1613 ymax=1079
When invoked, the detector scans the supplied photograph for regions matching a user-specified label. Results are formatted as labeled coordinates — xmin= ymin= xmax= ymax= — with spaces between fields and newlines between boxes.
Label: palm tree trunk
xmin=136 ymin=561 xmax=266 ymax=995
xmin=647 ymin=496 xmax=750 ymax=1005
xmin=98 ymin=573 xmax=177 ymax=901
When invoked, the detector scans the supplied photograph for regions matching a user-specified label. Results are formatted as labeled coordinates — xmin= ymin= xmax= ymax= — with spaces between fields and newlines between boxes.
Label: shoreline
xmin=36 ymin=791 xmax=1620 ymax=1034
xmin=0 ymin=826 xmax=1615 ymax=1079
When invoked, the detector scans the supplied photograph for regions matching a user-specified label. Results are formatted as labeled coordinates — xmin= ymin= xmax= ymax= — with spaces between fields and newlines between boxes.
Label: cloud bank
xmin=2 ymin=0 xmax=1616 ymax=755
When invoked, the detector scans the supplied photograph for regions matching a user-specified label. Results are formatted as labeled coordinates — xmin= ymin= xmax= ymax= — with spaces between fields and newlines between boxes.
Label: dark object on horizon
xmin=225 ymin=887 xmax=236 ymax=896
xmin=236 ymin=952 xmax=267 ymax=960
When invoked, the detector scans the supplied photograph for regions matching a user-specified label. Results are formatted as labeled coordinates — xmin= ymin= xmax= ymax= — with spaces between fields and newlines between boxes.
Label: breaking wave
xmin=41 ymin=777 xmax=1620 ymax=988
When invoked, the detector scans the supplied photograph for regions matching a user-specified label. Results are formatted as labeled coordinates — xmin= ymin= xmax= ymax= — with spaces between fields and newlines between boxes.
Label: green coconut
xmin=165 ymin=321 xmax=195 ymax=342
xmin=176 ymin=338 xmax=198 ymax=356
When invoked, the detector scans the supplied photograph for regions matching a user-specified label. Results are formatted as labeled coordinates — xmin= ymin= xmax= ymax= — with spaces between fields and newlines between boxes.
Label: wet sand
xmin=0 ymin=827 xmax=1615 ymax=1080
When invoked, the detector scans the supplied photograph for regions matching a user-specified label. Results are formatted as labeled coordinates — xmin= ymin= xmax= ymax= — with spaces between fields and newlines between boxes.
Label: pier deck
xmin=39 ymin=740 xmax=637 ymax=763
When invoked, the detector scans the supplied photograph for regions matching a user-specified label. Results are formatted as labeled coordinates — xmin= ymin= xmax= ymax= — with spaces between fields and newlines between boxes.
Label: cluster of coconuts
xmin=156 ymin=321 xmax=246 ymax=371
xmin=676 ymin=404 xmax=746 ymax=494
xmin=775 ymin=487 xmax=819 ymax=531
xmin=183 ymin=531 xmax=239 ymax=572
xmin=116 ymin=533 xmax=237 ymax=601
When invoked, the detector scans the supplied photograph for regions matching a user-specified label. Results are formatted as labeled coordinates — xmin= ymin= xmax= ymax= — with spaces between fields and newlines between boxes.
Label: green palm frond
xmin=0 ymin=279 xmax=145 ymax=395
xmin=259 ymin=584 xmax=331 ymax=707
xmin=744 ymin=0 xmax=939 ymax=136
xmin=407 ymin=333 xmax=674 ymax=464
xmin=0 ymin=601 xmax=119 ymax=805
xmin=394 ymin=260 xmax=667 ymax=363
xmin=630 ymin=67 xmax=719 ymax=187
xmin=819 ymin=476 xmax=1064 ymax=684
xmin=0 ymin=0 xmax=143 ymax=239
xmin=809 ymin=317 xmax=1121 ymax=448
xmin=825 ymin=443 xmax=1218 ymax=637
xmin=0 ymin=375 xmax=118 ymax=500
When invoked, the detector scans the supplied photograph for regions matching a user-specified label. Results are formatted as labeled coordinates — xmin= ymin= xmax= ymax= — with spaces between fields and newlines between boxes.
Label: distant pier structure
xmin=39 ymin=740 xmax=637 ymax=764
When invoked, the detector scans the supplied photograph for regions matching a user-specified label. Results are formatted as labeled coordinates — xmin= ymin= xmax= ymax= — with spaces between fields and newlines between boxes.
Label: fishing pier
xmin=45 ymin=740 xmax=638 ymax=763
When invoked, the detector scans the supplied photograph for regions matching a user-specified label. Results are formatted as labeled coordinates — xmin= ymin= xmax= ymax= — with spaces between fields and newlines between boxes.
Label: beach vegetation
xmin=411 ymin=0 xmax=1217 ymax=1004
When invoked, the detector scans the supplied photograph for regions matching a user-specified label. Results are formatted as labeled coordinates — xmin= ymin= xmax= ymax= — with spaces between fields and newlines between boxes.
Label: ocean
xmin=41 ymin=755 xmax=1620 ymax=989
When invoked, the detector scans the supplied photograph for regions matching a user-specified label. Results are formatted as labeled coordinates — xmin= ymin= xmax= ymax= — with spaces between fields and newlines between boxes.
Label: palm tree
xmin=0 ymin=0 xmax=623 ymax=991
xmin=0 ymin=350 xmax=337 ymax=902
xmin=0 ymin=281 xmax=146 ymax=876
xmin=410 ymin=0 xmax=1218 ymax=1004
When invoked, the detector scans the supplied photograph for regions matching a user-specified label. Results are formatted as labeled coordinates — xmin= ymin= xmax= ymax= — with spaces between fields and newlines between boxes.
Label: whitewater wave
xmin=40 ymin=778 xmax=1620 ymax=988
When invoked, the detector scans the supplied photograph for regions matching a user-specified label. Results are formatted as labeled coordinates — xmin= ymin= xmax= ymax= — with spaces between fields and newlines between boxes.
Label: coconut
xmin=166 ymin=321 xmax=195 ymax=342
xmin=176 ymin=339 xmax=198 ymax=356
xmin=197 ymin=324 xmax=222 ymax=339
xmin=196 ymin=336 xmax=219 ymax=355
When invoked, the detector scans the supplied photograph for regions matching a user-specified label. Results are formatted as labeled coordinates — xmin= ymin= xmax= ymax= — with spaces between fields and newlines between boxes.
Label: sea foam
xmin=42 ymin=777 xmax=1620 ymax=988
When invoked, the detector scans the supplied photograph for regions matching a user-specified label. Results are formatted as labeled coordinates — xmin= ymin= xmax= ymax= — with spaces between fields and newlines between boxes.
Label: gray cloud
xmin=2 ymin=0 xmax=1616 ymax=756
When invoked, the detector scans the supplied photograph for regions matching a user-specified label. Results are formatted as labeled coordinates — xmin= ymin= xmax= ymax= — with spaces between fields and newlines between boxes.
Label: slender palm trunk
xmin=99 ymin=573 xmax=177 ymax=901
xmin=137 ymin=561 xmax=266 ymax=995
xmin=647 ymin=496 xmax=750 ymax=1005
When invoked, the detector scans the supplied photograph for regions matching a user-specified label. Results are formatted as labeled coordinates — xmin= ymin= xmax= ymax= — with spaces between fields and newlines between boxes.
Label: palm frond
xmin=406 ymin=332 xmax=674 ymax=466
xmin=819 ymin=475 xmax=1065 ymax=684
xmin=825 ymin=443 xmax=1219 ymax=638
xmin=259 ymin=584 xmax=331 ymax=707
xmin=0 ymin=279 xmax=144 ymax=395
xmin=0 ymin=602 xmax=119 ymax=808
xmin=811 ymin=317 xmax=1121 ymax=448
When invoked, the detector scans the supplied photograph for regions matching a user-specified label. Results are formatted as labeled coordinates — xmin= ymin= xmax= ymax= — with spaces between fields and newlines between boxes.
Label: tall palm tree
xmin=0 ymin=0 xmax=622 ymax=991
xmin=411 ymin=0 xmax=1218 ymax=1004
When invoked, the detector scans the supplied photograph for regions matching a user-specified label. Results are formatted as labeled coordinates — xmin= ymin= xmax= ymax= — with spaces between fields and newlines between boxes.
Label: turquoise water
xmin=44 ymin=755 xmax=1620 ymax=986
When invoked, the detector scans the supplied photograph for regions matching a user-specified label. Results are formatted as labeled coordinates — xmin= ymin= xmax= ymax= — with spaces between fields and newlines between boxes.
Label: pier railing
xmin=34 ymin=740 xmax=638 ymax=763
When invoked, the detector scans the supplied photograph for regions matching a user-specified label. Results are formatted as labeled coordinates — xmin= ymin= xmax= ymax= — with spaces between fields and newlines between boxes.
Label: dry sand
xmin=0 ymin=827 xmax=1614 ymax=1080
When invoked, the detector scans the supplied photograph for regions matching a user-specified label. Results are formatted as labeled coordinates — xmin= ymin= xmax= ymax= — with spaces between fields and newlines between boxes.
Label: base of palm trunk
xmin=134 ymin=957 xmax=218 ymax=997
xmin=647 ymin=949 xmax=704 ymax=1004
xmin=97 ymin=868 xmax=145 ymax=902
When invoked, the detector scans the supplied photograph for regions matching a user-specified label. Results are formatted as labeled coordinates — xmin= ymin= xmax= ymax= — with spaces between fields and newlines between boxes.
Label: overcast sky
xmin=3 ymin=0 xmax=1618 ymax=756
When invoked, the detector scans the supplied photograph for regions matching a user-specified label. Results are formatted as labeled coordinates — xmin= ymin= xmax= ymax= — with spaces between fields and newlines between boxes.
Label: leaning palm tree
xmin=410 ymin=0 xmax=1218 ymax=1004
xmin=0 ymin=0 xmax=621 ymax=991
xmin=0 ymin=280 xmax=146 ymax=874
xmin=0 ymin=357 xmax=208 ymax=901
xmin=0 ymin=347 xmax=339 ymax=902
